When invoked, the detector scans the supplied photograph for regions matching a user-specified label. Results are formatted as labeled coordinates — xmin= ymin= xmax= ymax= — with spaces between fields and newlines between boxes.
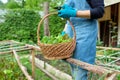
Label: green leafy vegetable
xmin=41 ymin=34 xmax=72 ymax=44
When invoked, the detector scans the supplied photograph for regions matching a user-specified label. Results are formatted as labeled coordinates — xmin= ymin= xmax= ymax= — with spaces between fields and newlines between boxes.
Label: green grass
xmin=0 ymin=49 xmax=120 ymax=80
xmin=20 ymin=57 xmax=52 ymax=80
xmin=0 ymin=52 xmax=52 ymax=80
xmin=0 ymin=54 xmax=27 ymax=80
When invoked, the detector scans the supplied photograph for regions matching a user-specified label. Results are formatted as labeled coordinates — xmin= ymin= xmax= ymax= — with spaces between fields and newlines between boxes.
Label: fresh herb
xmin=41 ymin=34 xmax=72 ymax=44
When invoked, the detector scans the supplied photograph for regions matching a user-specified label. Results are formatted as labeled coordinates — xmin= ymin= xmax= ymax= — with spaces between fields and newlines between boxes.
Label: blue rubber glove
xmin=61 ymin=31 xmax=66 ymax=36
xmin=58 ymin=5 xmax=77 ymax=18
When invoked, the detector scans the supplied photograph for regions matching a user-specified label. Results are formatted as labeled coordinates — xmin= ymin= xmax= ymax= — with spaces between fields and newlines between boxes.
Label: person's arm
xmin=76 ymin=10 xmax=90 ymax=19
xmin=88 ymin=0 xmax=105 ymax=19
xmin=76 ymin=0 xmax=104 ymax=19
xmin=58 ymin=0 xmax=104 ymax=19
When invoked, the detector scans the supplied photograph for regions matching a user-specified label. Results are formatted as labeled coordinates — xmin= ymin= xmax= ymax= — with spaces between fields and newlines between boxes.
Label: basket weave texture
xmin=37 ymin=12 xmax=76 ymax=60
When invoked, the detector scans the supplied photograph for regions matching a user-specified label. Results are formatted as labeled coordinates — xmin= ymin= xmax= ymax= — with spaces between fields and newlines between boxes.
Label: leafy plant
xmin=5 ymin=0 xmax=21 ymax=9
xmin=0 ymin=9 xmax=40 ymax=43
xmin=41 ymin=33 xmax=72 ymax=44
xmin=0 ymin=9 xmax=65 ymax=44
xmin=96 ymin=40 xmax=103 ymax=46
xmin=0 ymin=55 xmax=27 ymax=80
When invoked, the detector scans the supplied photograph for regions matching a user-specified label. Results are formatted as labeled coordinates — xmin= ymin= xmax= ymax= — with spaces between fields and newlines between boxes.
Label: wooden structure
xmin=0 ymin=40 xmax=120 ymax=80
xmin=98 ymin=0 xmax=120 ymax=47
xmin=43 ymin=2 xmax=50 ymax=36
xmin=0 ymin=40 xmax=34 ymax=80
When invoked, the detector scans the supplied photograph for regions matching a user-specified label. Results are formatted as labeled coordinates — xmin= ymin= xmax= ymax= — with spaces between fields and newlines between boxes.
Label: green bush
xmin=49 ymin=15 xmax=66 ymax=36
xmin=0 ymin=9 xmax=65 ymax=44
xmin=5 ymin=0 xmax=21 ymax=9
xmin=0 ymin=9 xmax=40 ymax=43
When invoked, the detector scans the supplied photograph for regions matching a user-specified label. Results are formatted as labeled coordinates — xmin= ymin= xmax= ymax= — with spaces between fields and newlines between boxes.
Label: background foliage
xmin=5 ymin=0 xmax=21 ymax=9
xmin=0 ymin=9 xmax=65 ymax=43
xmin=0 ymin=9 xmax=40 ymax=43
xmin=0 ymin=0 xmax=65 ymax=10
xmin=0 ymin=0 xmax=65 ymax=44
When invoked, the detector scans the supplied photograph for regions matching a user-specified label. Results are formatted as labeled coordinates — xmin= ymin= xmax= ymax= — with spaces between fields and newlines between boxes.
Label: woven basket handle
xmin=37 ymin=12 xmax=76 ymax=44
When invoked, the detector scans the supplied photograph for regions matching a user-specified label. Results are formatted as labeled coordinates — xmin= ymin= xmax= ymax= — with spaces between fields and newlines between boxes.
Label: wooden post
xmin=31 ymin=49 xmax=35 ymax=79
xmin=44 ymin=2 xmax=50 ymax=36
xmin=35 ymin=63 xmax=59 ymax=80
xmin=66 ymin=58 xmax=110 ymax=75
xmin=104 ymin=72 xmax=117 ymax=80
xmin=29 ymin=57 xmax=59 ymax=80
xmin=98 ymin=7 xmax=111 ymax=21
xmin=96 ymin=46 xmax=120 ymax=51
xmin=66 ymin=58 xmax=116 ymax=80
xmin=98 ymin=22 xmax=101 ymax=41
xmin=118 ymin=3 xmax=120 ymax=46
xmin=12 ymin=50 xmax=33 ymax=80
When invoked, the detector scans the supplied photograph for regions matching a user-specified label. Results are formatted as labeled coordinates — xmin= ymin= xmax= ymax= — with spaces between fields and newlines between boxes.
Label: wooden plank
xmin=96 ymin=61 xmax=120 ymax=74
xmin=0 ymin=47 xmax=32 ymax=54
xmin=66 ymin=58 xmax=118 ymax=80
xmin=118 ymin=3 xmax=120 ymax=45
xmin=98 ymin=7 xmax=111 ymax=21
xmin=0 ymin=46 xmax=27 ymax=51
xmin=66 ymin=58 xmax=110 ymax=75
xmin=97 ymin=54 xmax=119 ymax=60
xmin=31 ymin=50 xmax=35 ymax=79
xmin=98 ymin=22 xmax=101 ymax=41
xmin=97 ymin=46 xmax=120 ymax=51
xmin=104 ymin=72 xmax=117 ymax=80
xmin=26 ymin=44 xmax=41 ymax=51
xmin=29 ymin=57 xmax=59 ymax=80
xmin=0 ymin=43 xmax=24 ymax=49
xmin=12 ymin=50 xmax=33 ymax=80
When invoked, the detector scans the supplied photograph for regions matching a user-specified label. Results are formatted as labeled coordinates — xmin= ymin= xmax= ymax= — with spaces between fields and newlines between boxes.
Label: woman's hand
xmin=58 ymin=4 xmax=77 ymax=18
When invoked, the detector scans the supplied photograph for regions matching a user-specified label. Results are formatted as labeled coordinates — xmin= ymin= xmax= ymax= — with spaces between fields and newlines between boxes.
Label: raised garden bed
xmin=0 ymin=40 xmax=120 ymax=80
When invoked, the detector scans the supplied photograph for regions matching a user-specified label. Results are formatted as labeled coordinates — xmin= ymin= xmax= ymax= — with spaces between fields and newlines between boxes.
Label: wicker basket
xmin=37 ymin=12 xmax=76 ymax=60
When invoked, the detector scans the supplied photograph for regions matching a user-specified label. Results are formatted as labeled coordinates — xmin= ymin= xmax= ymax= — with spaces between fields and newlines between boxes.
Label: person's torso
xmin=65 ymin=0 xmax=97 ymax=27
